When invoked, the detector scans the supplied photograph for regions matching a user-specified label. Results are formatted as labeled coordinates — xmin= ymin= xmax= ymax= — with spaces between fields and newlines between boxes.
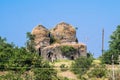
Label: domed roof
xmin=31 ymin=25 xmax=50 ymax=48
xmin=50 ymin=22 xmax=76 ymax=39
xmin=50 ymin=22 xmax=77 ymax=43
xmin=32 ymin=25 xmax=49 ymax=37
xmin=51 ymin=22 xmax=76 ymax=34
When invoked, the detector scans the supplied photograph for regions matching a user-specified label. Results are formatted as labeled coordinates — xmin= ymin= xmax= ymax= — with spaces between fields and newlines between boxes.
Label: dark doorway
xmin=71 ymin=55 xmax=74 ymax=60
xmin=38 ymin=48 xmax=41 ymax=56
xmin=47 ymin=51 xmax=53 ymax=60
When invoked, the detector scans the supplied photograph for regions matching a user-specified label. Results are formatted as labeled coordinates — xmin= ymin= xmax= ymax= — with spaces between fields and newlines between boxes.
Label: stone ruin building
xmin=31 ymin=22 xmax=87 ymax=62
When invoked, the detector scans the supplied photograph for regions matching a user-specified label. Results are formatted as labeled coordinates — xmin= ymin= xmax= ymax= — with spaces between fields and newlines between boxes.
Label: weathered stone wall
xmin=31 ymin=25 xmax=50 ymax=49
xmin=41 ymin=43 xmax=87 ymax=61
xmin=31 ymin=22 xmax=87 ymax=61
xmin=41 ymin=44 xmax=63 ymax=61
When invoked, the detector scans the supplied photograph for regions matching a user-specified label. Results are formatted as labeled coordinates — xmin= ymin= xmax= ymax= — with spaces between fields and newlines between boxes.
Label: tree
xmin=26 ymin=32 xmax=36 ymax=53
xmin=0 ymin=36 xmax=15 ymax=71
xmin=0 ymin=36 xmax=58 ymax=79
xmin=101 ymin=25 xmax=120 ymax=64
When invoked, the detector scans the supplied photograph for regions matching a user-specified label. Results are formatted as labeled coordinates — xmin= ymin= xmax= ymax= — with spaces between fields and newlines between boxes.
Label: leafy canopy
xmin=0 ymin=36 xmax=58 ymax=80
xmin=101 ymin=25 xmax=120 ymax=64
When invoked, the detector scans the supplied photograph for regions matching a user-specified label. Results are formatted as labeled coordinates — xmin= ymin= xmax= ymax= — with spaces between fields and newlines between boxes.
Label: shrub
xmin=71 ymin=57 xmax=93 ymax=77
xmin=50 ymin=35 xmax=56 ymax=44
xmin=101 ymin=50 xmax=113 ymax=64
xmin=0 ymin=71 xmax=34 ymax=80
xmin=0 ymin=71 xmax=23 ymax=80
xmin=60 ymin=64 xmax=68 ymax=71
xmin=60 ymin=45 xmax=76 ymax=57
xmin=88 ymin=64 xmax=107 ymax=78
xmin=33 ymin=61 xmax=58 ymax=80
xmin=0 ymin=36 xmax=58 ymax=80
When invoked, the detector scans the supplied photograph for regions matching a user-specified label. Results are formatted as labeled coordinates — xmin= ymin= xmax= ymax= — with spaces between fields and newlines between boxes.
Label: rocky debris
xmin=31 ymin=22 xmax=87 ymax=61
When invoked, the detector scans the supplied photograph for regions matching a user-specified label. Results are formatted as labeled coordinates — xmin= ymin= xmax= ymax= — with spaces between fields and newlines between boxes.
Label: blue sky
xmin=0 ymin=0 xmax=120 ymax=58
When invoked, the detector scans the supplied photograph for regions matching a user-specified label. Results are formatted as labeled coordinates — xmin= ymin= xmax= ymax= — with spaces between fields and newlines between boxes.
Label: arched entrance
xmin=47 ymin=51 xmax=53 ymax=62
xmin=71 ymin=55 xmax=74 ymax=60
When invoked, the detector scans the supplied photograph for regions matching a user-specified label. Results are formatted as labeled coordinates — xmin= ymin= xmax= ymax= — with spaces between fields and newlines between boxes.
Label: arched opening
xmin=71 ymin=55 xmax=74 ymax=60
xmin=47 ymin=51 xmax=53 ymax=61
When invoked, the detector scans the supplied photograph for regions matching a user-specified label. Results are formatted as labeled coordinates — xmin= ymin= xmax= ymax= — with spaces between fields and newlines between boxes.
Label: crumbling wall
xmin=31 ymin=22 xmax=87 ymax=61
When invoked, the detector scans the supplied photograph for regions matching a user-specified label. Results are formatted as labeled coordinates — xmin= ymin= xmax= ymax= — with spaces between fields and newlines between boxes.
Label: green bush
xmin=71 ymin=57 xmax=93 ymax=77
xmin=0 ymin=71 xmax=34 ymax=80
xmin=88 ymin=64 xmax=107 ymax=78
xmin=60 ymin=45 xmax=76 ymax=57
xmin=60 ymin=64 xmax=68 ymax=71
xmin=0 ymin=36 xmax=58 ymax=80
xmin=0 ymin=71 xmax=23 ymax=80
xmin=101 ymin=25 xmax=120 ymax=64
xmin=33 ymin=62 xmax=58 ymax=80
xmin=101 ymin=50 xmax=113 ymax=64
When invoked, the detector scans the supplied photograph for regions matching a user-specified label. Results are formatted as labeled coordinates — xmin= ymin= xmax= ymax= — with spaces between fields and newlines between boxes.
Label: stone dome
xmin=31 ymin=25 xmax=50 ymax=49
xmin=32 ymin=25 xmax=49 ymax=37
xmin=50 ymin=22 xmax=77 ymax=43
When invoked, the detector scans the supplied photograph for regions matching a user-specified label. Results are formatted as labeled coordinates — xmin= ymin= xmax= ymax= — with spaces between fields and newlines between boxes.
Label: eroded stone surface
xmin=31 ymin=22 xmax=87 ymax=61
xmin=50 ymin=22 xmax=77 ymax=43
xmin=32 ymin=25 xmax=50 ymax=49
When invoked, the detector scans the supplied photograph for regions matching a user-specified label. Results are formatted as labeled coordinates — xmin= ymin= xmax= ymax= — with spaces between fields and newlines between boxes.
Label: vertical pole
xmin=112 ymin=55 xmax=115 ymax=80
xmin=102 ymin=28 xmax=104 ymax=56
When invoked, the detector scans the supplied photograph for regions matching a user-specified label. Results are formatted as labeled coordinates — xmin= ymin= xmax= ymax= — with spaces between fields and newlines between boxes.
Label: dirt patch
xmin=58 ymin=71 xmax=78 ymax=80
xmin=0 ymin=71 xmax=8 ymax=75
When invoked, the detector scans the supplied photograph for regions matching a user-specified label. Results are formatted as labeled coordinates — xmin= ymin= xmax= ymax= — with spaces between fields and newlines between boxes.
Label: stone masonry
xmin=31 ymin=22 xmax=87 ymax=61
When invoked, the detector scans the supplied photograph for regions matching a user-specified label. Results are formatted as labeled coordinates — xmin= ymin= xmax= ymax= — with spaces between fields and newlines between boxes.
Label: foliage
xmin=60 ymin=64 xmax=68 ymax=71
xmin=88 ymin=64 xmax=107 ymax=78
xmin=0 ymin=44 xmax=38 ymax=71
xmin=79 ymin=77 xmax=88 ymax=80
xmin=108 ymin=69 xmax=120 ymax=80
xmin=87 ymin=52 xmax=94 ymax=60
xmin=50 ymin=35 xmax=56 ymax=44
xmin=0 ymin=71 xmax=23 ymax=80
xmin=26 ymin=32 xmax=36 ymax=53
xmin=32 ymin=58 xmax=58 ymax=80
xmin=57 ymin=76 xmax=69 ymax=80
xmin=0 ymin=71 xmax=34 ymax=80
xmin=101 ymin=50 xmax=113 ymax=64
xmin=0 ymin=36 xmax=58 ymax=80
xmin=71 ymin=57 xmax=93 ymax=78
xmin=33 ymin=63 xmax=58 ymax=80
xmin=34 ymin=68 xmax=57 ymax=80
xmin=60 ymin=45 xmax=77 ymax=57
xmin=101 ymin=25 xmax=120 ymax=64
